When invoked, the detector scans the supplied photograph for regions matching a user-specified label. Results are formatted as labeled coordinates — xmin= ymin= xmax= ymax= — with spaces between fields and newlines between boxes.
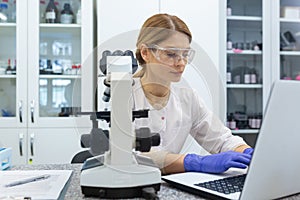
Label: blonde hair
xmin=134 ymin=13 xmax=192 ymax=78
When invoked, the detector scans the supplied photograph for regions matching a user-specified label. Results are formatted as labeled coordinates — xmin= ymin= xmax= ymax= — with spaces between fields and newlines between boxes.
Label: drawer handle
xmin=30 ymin=133 xmax=35 ymax=156
xmin=19 ymin=133 xmax=24 ymax=156
xmin=19 ymin=101 xmax=23 ymax=123
xmin=30 ymin=100 xmax=35 ymax=123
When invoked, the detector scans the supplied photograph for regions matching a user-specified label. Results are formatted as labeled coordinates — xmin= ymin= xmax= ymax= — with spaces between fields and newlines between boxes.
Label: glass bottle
xmin=227 ymin=33 xmax=233 ymax=50
xmin=5 ymin=58 xmax=12 ymax=74
xmin=226 ymin=113 xmax=230 ymax=128
xmin=227 ymin=4 xmax=232 ymax=16
xmin=45 ymin=59 xmax=53 ymax=73
xmin=229 ymin=113 xmax=236 ymax=130
xmin=12 ymin=59 xmax=16 ymax=74
xmin=40 ymin=0 xmax=47 ymax=23
xmin=227 ymin=0 xmax=232 ymax=16
xmin=76 ymin=4 xmax=81 ymax=24
xmin=250 ymin=68 xmax=257 ymax=84
xmin=244 ymin=68 xmax=250 ymax=84
xmin=61 ymin=3 xmax=74 ymax=24
xmin=227 ymin=66 xmax=232 ymax=83
xmin=45 ymin=0 xmax=58 ymax=23
xmin=9 ymin=0 xmax=16 ymax=22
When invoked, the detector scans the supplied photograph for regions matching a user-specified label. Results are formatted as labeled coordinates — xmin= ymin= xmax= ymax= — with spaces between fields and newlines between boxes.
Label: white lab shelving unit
xmin=221 ymin=0 xmax=272 ymax=145
xmin=0 ymin=0 xmax=96 ymax=165
xmin=271 ymin=0 xmax=300 ymax=83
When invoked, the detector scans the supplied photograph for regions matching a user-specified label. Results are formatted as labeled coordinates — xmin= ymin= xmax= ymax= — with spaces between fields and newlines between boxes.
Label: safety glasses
xmin=147 ymin=44 xmax=195 ymax=65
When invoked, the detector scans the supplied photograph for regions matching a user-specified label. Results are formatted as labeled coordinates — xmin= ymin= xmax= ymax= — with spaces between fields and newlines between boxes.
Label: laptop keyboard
xmin=194 ymin=174 xmax=246 ymax=194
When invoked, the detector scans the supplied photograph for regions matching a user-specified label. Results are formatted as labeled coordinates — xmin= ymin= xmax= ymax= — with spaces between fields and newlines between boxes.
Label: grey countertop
xmin=11 ymin=164 xmax=203 ymax=200
xmin=11 ymin=164 xmax=300 ymax=200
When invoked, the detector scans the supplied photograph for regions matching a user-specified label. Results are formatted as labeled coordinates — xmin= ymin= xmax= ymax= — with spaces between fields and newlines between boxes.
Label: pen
xmin=5 ymin=174 xmax=51 ymax=188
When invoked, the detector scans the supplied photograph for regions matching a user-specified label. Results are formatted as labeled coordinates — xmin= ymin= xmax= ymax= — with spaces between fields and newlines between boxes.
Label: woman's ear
xmin=140 ymin=44 xmax=151 ymax=62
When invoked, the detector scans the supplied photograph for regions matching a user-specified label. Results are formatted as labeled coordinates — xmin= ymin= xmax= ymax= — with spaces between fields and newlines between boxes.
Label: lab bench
xmin=11 ymin=164 xmax=300 ymax=200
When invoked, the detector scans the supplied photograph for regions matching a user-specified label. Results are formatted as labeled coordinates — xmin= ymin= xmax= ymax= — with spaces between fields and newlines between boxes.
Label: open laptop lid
xmin=162 ymin=80 xmax=300 ymax=200
xmin=240 ymin=80 xmax=300 ymax=199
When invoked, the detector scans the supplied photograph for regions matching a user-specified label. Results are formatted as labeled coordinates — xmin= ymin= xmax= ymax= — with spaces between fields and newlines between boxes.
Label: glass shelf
xmin=280 ymin=51 xmax=300 ymax=56
xmin=39 ymin=75 xmax=81 ymax=79
xmin=227 ymin=16 xmax=262 ymax=21
xmin=227 ymin=50 xmax=262 ymax=55
xmin=280 ymin=18 xmax=300 ymax=23
xmin=227 ymin=84 xmax=263 ymax=89
xmin=232 ymin=129 xmax=259 ymax=134
xmin=0 ymin=23 xmax=16 ymax=27
xmin=40 ymin=23 xmax=81 ymax=28
xmin=0 ymin=75 xmax=16 ymax=78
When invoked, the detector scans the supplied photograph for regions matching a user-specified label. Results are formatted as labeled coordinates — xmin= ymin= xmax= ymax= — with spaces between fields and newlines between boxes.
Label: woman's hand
xmin=183 ymin=151 xmax=251 ymax=174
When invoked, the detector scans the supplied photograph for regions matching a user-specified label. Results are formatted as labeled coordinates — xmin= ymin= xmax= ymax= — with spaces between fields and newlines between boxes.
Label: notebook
xmin=0 ymin=170 xmax=72 ymax=200
xmin=162 ymin=80 xmax=300 ymax=200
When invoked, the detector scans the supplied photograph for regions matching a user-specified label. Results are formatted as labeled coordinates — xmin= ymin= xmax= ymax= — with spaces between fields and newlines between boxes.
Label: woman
xmin=132 ymin=13 xmax=253 ymax=175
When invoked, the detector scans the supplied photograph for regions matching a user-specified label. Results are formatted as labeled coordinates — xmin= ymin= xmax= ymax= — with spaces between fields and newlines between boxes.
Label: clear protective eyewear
xmin=148 ymin=44 xmax=195 ymax=65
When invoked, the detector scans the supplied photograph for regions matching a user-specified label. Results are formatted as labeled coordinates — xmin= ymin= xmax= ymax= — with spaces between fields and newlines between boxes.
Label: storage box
xmin=280 ymin=6 xmax=300 ymax=19
xmin=0 ymin=147 xmax=12 ymax=170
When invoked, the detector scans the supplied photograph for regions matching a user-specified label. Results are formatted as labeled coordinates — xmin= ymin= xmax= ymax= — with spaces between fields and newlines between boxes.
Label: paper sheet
xmin=0 ymin=170 xmax=72 ymax=200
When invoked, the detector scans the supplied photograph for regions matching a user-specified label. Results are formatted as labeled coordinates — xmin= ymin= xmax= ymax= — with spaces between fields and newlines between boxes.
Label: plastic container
xmin=0 ymin=147 xmax=12 ymax=170
xmin=0 ymin=3 xmax=8 ymax=22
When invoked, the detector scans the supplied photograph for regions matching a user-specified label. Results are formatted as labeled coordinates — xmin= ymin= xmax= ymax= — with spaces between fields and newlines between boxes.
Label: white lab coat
xmin=132 ymin=78 xmax=246 ymax=168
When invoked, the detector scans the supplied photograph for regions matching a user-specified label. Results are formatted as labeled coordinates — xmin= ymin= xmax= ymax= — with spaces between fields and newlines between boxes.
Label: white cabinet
xmin=0 ymin=130 xmax=28 ymax=165
xmin=271 ymin=0 xmax=300 ymax=82
xmin=221 ymin=0 xmax=272 ymax=139
xmin=0 ymin=0 xmax=96 ymax=164
xmin=26 ymin=128 xmax=90 ymax=164
xmin=0 ymin=128 xmax=90 ymax=165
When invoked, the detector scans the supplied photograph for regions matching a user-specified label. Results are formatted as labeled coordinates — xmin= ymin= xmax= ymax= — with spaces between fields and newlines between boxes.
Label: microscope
xmin=78 ymin=50 xmax=161 ymax=199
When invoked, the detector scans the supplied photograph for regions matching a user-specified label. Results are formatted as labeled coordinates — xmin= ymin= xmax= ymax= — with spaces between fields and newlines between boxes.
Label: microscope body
xmin=80 ymin=56 xmax=161 ymax=198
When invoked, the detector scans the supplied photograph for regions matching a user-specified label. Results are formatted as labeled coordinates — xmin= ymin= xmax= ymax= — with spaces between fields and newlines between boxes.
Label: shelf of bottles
xmin=226 ymin=0 xmax=263 ymax=134
xmin=39 ymin=0 xmax=82 ymax=117
xmin=279 ymin=0 xmax=300 ymax=81
xmin=0 ymin=0 xmax=16 ymax=118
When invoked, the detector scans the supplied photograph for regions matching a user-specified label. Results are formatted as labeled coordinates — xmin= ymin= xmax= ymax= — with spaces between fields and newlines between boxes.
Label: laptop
xmin=162 ymin=80 xmax=300 ymax=200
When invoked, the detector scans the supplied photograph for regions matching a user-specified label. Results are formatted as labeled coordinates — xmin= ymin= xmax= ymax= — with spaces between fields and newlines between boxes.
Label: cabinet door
xmin=27 ymin=128 xmax=88 ymax=164
xmin=27 ymin=0 xmax=94 ymax=128
xmin=0 ymin=0 xmax=27 ymax=128
xmin=0 ymin=129 xmax=28 ymax=165
xmin=224 ymin=0 xmax=271 ymax=135
xmin=272 ymin=0 xmax=300 ymax=82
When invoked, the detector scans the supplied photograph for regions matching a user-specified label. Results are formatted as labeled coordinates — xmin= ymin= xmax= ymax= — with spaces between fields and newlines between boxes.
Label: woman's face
xmin=143 ymin=32 xmax=193 ymax=83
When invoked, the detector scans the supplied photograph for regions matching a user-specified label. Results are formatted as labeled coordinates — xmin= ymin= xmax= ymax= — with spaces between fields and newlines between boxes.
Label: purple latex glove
xmin=243 ymin=148 xmax=254 ymax=155
xmin=184 ymin=151 xmax=251 ymax=174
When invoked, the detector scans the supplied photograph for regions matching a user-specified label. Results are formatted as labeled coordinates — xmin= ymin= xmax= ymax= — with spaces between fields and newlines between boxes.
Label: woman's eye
xmin=165 ymin=51 xmax=177 ymax=58
xmin=182 ymin=50 xmax=191 ymax=57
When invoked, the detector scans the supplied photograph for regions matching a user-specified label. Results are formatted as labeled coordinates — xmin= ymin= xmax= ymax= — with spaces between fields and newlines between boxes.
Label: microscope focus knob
xmin=135 ymin=128 xmax=160 ymax=152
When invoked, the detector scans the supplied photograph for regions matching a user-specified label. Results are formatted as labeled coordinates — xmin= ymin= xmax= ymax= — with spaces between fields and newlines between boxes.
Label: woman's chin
xmin=170 ymin=76 xmax=182 ymax=82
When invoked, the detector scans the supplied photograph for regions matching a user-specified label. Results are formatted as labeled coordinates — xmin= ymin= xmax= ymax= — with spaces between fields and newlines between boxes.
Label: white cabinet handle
xmin=19 ymin=101 xmax=23 ymax=123
xmin=30 ymin=133 xmax=35 ymax=156
xmin=30 ymin=100 xmax=35 ymax=123
xmin=19 ymin=133 xmax=24 ymax=156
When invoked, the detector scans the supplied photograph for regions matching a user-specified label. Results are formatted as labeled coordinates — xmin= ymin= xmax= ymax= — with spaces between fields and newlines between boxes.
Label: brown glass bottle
xmin=45 ymin=0 xmax=58 ymax=23
xmin=61 ymin=3 xmax=74 ymax=24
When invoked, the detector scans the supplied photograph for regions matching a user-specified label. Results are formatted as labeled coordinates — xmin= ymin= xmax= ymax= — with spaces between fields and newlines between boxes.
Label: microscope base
xmin=80 ymin=157 xmax=161 ymax=198
xmin=82 ymin=183 xmax=160 ymax=198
